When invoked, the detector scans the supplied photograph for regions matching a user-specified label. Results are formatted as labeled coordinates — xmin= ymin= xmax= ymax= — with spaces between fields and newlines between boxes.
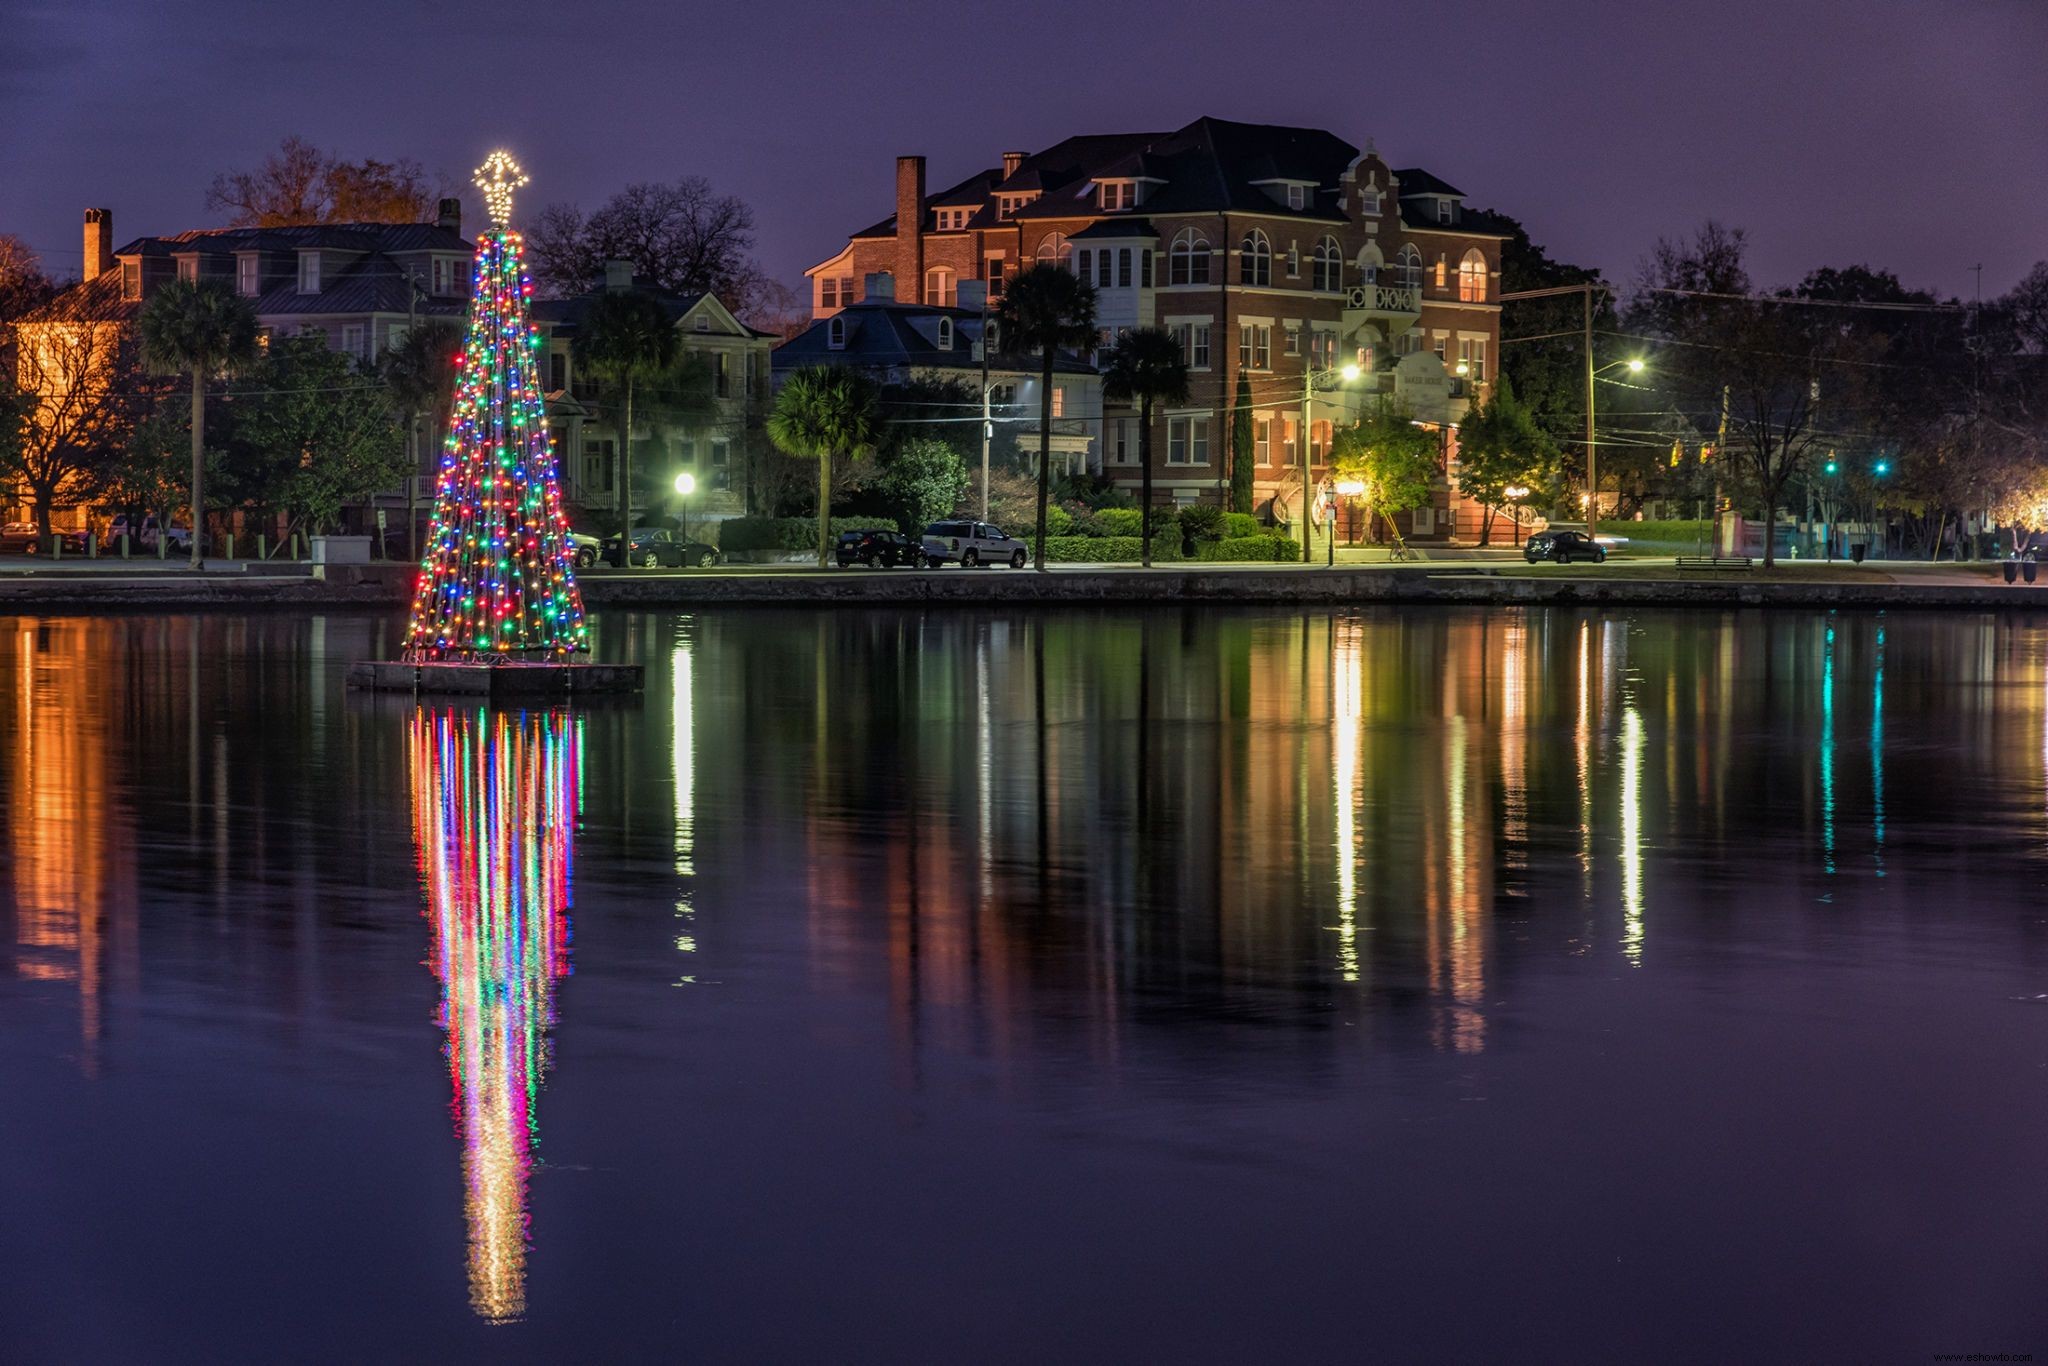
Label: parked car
xmin=566 ymin=531 xmax=601 ymax=568
xmin=1524 ymin=530 xmax=1608 ymax=564
xmin=603 ymin=527 xmax=719 ymax=568
xmin=836 ymin=528 xmax=927 ymax=568
xmin=922 ymin=520 xmax=1029 ymax=568
xmin=107 ymin=515 xmax=191 ymax=553
xmin=0 ymin=522 xmax=87 ymax=555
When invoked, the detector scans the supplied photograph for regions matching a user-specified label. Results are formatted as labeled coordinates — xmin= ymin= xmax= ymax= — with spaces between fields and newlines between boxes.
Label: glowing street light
xmin=673 ymin=472 xmax=696 ymax=496
xmin=1626 ymin=357 xmax=1646 ymax=374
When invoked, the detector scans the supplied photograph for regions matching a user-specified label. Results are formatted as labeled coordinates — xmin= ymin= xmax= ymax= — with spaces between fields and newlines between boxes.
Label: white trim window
xmin=1458 ymin=249 xmax=1488 ymax=303
xmin=1359 ymin=184 xmax=1384 ymax=215
xmin=1287 ymin=184 xmax=1306 ymax=210
xmin=341 ymin=324 xmax=365 ymax=360
xmin=1099 ymin=181 xmax=1134 ymax=211
xmin=1169 ymin=229 xmax=1210 ymax=285
xmin=297 ymin=252 xmax=320 ymax=294
xmin=937 ymin=317 xmax=954 ymax=351
xmin=1437 ymin=198 xmax=1453 ymax=224
xmin=1312 ymin=236 xmax=1343 ymax=292
xmin=1034 ymin=232 xmax=1072 ymax=269
xmin=1238 ymin=323 xmax=1271 ymax=372
xmin=924 ymin=267 xmax=956 ymax=306
xmin=1239 ymin=229 xmax=1272 ymax=287
xmin=1170 ymin=322 xmax=1211 ymax=370
xmin=820 ymin=276 xmax=839 ymax=310
xmin=1255 ymin=415 xmax=1272 ymax=466
xmin=984 ymin=254 xmax=1007 ymax=299
xmin=828 ymin=316 xmax=846 ymax=349
xmin=1167 ymin=414 xmax=1210 ymax=466
xmin=1310 ymin=329 xmax=1336 ymax=370
xmin=1395 ymin=244 xmax=1423 ymax=290
xmin=237 ymin=255 xmax=259 ymax=296
xmin=1458 ymin=337 xmax=1486 ymax=382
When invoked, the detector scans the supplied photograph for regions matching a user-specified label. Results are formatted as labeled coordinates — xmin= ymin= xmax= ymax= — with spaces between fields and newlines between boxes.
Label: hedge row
xmin=1596 ymin=520 xmax=1711 ymax=544
xmin=1028 ymin=536 xmax=1184 ymax=563
xmin=1192 ymin=535 xmax=1302 ymax=562
xmin=718 ymin=516 xmax=877 ymax=551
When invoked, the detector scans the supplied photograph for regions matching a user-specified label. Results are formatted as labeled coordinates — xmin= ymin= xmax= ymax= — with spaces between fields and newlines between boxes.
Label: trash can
xmin=2005 ymin=559 xmax=2019 ymax=584
xmin=2026 ymin=559 xmax=2039 ymax=585
xmin=1850 ymin=544 xmax=1867 ymax=564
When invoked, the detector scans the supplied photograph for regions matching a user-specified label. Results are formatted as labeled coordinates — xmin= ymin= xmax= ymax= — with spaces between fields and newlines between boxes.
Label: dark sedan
xmin=1 ymin=522 xmax=88 ymax=555
xmin=1524 ymin=530 xmax=1608 ymax=564
xmin=836 ymin=528 xmax=927 ymax=568
xmin=604 ymin=528 xmax=720 ymax=568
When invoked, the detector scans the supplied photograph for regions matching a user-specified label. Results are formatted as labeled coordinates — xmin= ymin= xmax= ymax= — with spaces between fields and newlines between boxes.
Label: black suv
xmin=1524 ymin=530 xmax=1608 ymax=564
xmin=836 ymin=528 xmax=926 ymax=568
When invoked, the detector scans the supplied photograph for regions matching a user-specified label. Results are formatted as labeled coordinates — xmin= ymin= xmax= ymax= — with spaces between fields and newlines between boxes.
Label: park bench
xmin=1675 ymin=555 xmax=1754 ymax=573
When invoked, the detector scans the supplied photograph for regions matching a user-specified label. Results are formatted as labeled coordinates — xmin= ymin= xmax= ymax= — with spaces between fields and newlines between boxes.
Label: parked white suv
xmin=922 ymin=520 xmax=1028 ymax=568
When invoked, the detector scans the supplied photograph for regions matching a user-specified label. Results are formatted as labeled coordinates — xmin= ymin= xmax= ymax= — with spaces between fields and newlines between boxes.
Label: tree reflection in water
xmin=409 ymin=706 xmax=580 ymax=1323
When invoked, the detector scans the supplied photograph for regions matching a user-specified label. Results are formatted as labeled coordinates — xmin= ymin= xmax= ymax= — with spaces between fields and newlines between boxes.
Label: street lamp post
xmin=1300 ymin=360 xmax=1362 ymax=564
xmin=1504 ymin=484 xmax=1530 ymax=546
xmin=673 ymin=471 xmax=696 ymax=544
xmin=1331 ymin=477 xmax=1366 ymax=566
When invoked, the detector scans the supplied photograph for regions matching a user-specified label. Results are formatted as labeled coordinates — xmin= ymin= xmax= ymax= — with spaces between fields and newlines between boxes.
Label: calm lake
xmin=4 ymin=606 xmax=2048 ymax=1362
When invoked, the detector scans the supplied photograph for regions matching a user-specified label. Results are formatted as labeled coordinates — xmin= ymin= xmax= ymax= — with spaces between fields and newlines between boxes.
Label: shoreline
xmin=1 ymin=562 xmax=2046 ymax=613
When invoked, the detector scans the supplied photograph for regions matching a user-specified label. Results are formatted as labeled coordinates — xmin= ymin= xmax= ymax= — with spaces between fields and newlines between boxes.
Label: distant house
xmin=771 ymin=274 xmax=1104 ymax=477
xmin=12 ymin=203 xmax=474 ymax=531
xmin=532 ymin=263 xmax=777 ymax=527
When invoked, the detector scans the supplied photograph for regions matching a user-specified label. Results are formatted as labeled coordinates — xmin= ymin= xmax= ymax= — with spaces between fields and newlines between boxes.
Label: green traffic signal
xmin=1874 ymin=460 xmax=1890 ymax=476
xmin=1824 ymin=459 xmax=1838 ymax=475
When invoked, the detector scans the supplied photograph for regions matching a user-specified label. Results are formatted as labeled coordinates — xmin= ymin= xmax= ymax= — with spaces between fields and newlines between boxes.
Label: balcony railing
xmin=1344 ymin=283 xmax=1422 ymax=315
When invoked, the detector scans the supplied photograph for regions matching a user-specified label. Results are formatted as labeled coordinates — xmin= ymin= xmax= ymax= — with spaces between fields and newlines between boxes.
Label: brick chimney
xmin=436 ymin=197 xmax=461 ymax=234
xmin=1001 ymin=151 xmax=1026 ymax=180
xmin=895 ymin=156 xmax=924 ymax=303
xmin=82 ymin=208 xmax=113 ymax=282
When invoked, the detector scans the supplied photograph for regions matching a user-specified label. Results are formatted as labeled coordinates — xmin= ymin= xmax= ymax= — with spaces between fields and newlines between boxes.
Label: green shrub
xmin=1043 ymin=504 xmax=1076 ymax=537
xmin=718 ymin=516 xmax=876 ymax=552
xmin=1221 ymin=512 xmax=1264 ymax=539
xmin=1094 ymin=507 xmax=1142 ymax=537
xmin=1025 ymin=536 xmax=1183 ymax=563
xmin=1179 ymin=505 xmax=1226 ymax=542
xmin=1194 ymin=535 xmax=1302 ymax=562
xmin=1597 ymin=519 xmax=1710 ymax=546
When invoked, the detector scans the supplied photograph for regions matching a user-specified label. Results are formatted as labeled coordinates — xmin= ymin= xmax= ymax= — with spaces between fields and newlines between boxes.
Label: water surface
xmin=4 ymin=606 xmax=2047 ymax=1362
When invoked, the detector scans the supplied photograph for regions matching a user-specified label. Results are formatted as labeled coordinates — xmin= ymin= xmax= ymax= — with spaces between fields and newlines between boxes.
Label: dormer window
xmin=937 ymin=317 xmax=953 ymax=351
xmin=936 ymin=208 xmax=970 ymax=231
xmin=694 ymin=312 xmax=711 ymax=332
xmin=1098 ymin=181 xmax=1134 ymax=211
xmin=997 ymin=193 xmax=1037 ymax=220
xmin=120 ymin=261 xmax=140 ymax=301
xmin=827 ymin=316 xmax=846 ymax=350
xmin=1437 ymin=198 xmax=1452 ymax=224
xmin=1287 ymin=184 xmax=1306 ymax=210
xmin=176 ymin=256 xmax=198 ymax=282
xmin=1360 ymin=184 xmax=1384 ymax=215
xmin=298 ymin=251 xmax=320 ymax=294
xmin=237 ymin=255 xmax=259 ymax=296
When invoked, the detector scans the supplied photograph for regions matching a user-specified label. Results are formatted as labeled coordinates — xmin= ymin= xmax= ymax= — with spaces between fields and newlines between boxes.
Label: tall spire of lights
xmin=403 ymin=149 xmax=588 ymax=663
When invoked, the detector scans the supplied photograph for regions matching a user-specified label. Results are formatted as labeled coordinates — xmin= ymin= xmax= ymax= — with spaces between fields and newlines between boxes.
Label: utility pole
xmin=980 ymin=293 xmax=992 ymax=521
xmin=1301 ymin=366 xmax=1315 ymax=564
xmin=1583 ymin=288 xmax=1596 ymax=532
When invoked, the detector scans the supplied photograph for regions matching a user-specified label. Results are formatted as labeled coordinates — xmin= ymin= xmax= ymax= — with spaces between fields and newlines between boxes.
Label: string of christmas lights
xmin=404 ymin=153 xmax=587 ymax=663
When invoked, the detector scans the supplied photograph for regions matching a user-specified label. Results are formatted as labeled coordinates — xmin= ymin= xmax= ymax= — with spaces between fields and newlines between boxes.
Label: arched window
xmin=827 ymin=316 xmax=846 ymax=350
xmin=1458 ymin=249 xmax=1487 ymax=303
xmin=1394 ymin=245 xmax=1423 ymax=290
xmin=1169 ymin=229 xmax=1210 ymax=285
xmin=1311 ymin=236 xmax=1343 ymax=292
xmin=924 ymin=267 xmax=956 ymax=307
xmin=1239 ymin=229 xmax=1271 ymax=286
xmin=1356 ymin=243 xmax=1383 ymax=288
xmin=936 ymin=317 xmax=954 ymax=351
xmin=1359 ymin=183 xmax=1384 ymax=215
xmin=1034 ymin=232 xmax=1072 ymax=269
xmin=984 ymin=320 xmax=1000 ymax=353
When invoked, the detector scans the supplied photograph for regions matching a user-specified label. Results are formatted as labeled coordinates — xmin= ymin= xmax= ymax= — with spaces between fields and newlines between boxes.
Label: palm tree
xmin=138 ymin=278 xmax=259 ymax=568
xmin=994 ymin=263 xmax=1097 ymax=571
xmin=573 ymin=288 xmax=678 ymax=539
xmin=379 ymin=319 xmax=461 ymax=561
xmin=1101 ymin=327 xmax=1190 ymax=568
xmin=767 ymin=366 xmax=885 ymax=567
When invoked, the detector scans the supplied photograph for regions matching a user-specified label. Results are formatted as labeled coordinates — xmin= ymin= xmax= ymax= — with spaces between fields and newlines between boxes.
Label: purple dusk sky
xmin=2 ymin=0 xmax=2042 ymax=300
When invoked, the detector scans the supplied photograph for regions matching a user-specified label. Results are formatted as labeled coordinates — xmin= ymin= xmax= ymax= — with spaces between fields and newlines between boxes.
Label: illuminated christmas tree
xmin=404 ymin=151 xmax=588 ymax=662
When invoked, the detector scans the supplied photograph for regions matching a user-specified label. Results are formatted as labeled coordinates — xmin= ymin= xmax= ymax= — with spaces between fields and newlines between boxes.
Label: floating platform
xmin=345 ymin=660 xmax=644 ymax=697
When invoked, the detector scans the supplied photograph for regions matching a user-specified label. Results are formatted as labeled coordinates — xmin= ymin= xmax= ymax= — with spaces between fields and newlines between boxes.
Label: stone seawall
xmin=3 ymin=566 xmax=2046 ymax=613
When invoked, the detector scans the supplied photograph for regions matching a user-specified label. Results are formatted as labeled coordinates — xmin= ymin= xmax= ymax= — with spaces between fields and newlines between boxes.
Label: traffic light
xmin=1873 ymin=459 xmax=1891 ymax=477
xmin=1824 ymin=456 xmax=1838 ymax=475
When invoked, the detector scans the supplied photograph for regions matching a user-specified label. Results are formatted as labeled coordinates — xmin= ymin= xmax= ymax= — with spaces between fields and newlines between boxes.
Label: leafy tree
xmin=3 ymin=321 xmax=129 ymax=537
xmin=1455 ymin=377 xmax=1557 ymax=544
xmin=137 ymin=278 xmax=259 ymax=566
xmin=1331 ymin=401 xmax=1439 ymax=543
xmin=1228 ymin=370 xmax=1255 ymax=515
xmin=224 ymin=334 xmax=407 ymax=537
xmin=994 ymin=263 xmax=1097 ymax=570
xmin=101 ymin=393 xmax=196 ymax=541
xmin=573 ymin=289 xmax=679 ymax=536
xmin=206 ymin=136 xmax=439 ymax=226
xmin=0 ymin=234 xmax=57 ymax=333
xmin=528 ymin=179 xmax=767 ymax=315
xmin=767 ymin=366 xmax=887 ymax=566
xmin=1482 ymin=210 xmax=1615 ymax=471
xmin=880 ymin=437 xmax=970 ymax=534
xmin=1101 ymin=327 xmax=1189 ymax=566
xmin=379 ymin=319 xmax=461 ymax=558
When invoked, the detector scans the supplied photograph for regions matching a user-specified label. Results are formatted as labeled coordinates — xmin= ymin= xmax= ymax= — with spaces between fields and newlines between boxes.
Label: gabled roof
xmin=532 ymin=279 xmax=775 ymax=340
xmin=773 ymin=300 xmax=1095 ymax=376
xmin=1393 ymin=168 xmax=1464 ymax=199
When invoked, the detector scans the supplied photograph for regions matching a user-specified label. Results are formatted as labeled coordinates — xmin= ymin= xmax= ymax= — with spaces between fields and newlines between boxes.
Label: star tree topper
xmin=474 ymin=150 xmax=529 ymax=228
